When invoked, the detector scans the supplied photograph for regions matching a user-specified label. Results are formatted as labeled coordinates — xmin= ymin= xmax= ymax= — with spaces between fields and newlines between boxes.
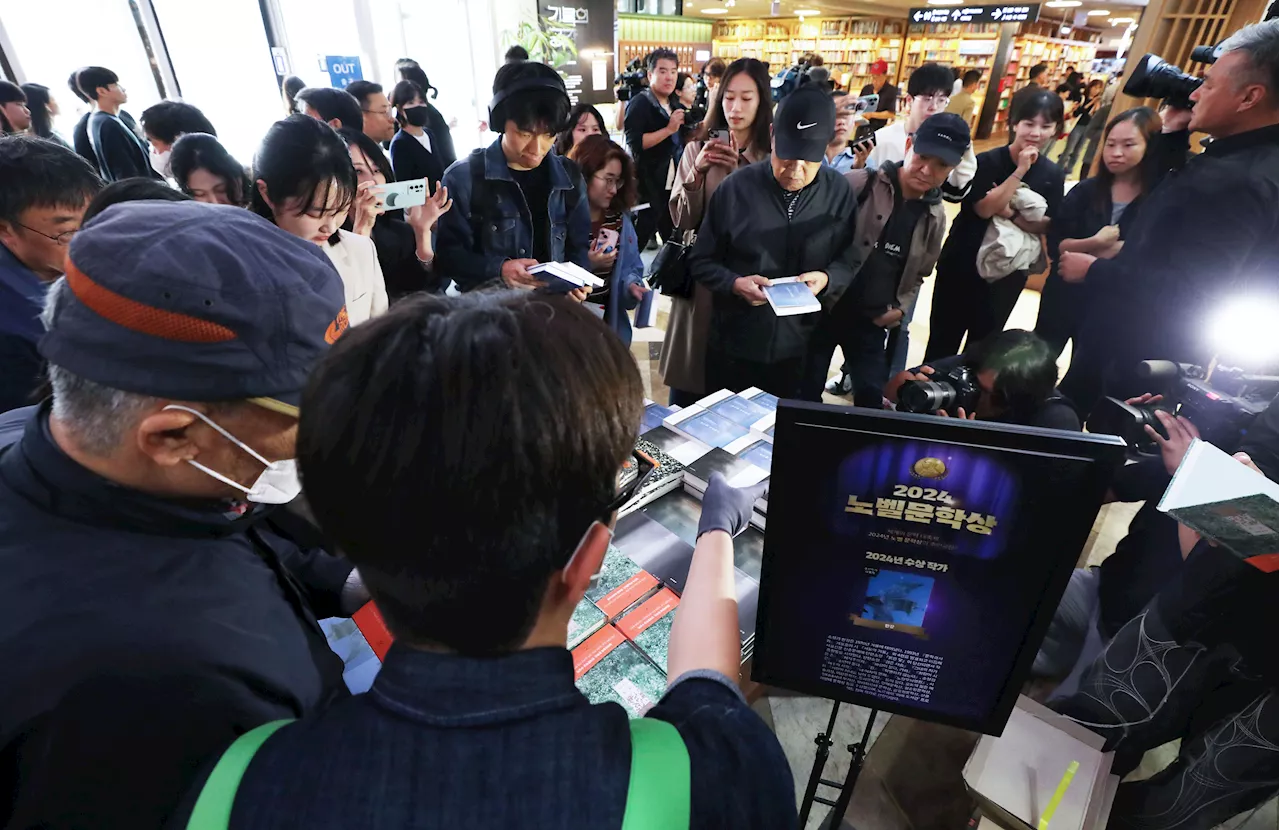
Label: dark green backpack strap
xmin=622 ymin=718 xmax=691 ymax=830
xmin=185 ymin=719 xmax=293 ymax=830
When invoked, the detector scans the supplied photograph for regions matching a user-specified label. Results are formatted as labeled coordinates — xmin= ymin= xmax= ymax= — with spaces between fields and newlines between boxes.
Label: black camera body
xmin=1087 ymin=360 xmax=1276 ymax=453
xmin=898 ymin=364 xmax=981 ymax=416
xmin=616 ymin=58 xmax=648 ymax=102
xmin=1123 ymin=38 xmax=1221 ymax=110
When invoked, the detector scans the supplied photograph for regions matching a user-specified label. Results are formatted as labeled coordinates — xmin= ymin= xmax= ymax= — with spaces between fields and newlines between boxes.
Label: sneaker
xmin=825 ymin=372 xmax=853 ymax=396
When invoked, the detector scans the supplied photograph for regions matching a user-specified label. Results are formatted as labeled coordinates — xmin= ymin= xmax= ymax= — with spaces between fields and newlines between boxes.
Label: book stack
xmin=528 ymin=261 xmax=605 ymax=294
xmin=1158 ymin=438 xmax=1279 ymax=559
xmin=678 ymin=388 xmax=779 ymax=526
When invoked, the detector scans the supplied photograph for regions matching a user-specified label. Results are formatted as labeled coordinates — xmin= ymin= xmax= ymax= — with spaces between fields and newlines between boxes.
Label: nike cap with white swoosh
xmin=773 ymin=85 xmax=836 ymax=163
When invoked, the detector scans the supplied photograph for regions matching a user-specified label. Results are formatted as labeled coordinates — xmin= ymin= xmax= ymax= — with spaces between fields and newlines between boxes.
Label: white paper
xmin=1159 ymin=438 xmax=1279 ymax=512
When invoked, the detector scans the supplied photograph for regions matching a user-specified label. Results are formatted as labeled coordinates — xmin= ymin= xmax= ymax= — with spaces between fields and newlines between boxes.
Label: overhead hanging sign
xmin=909 ymin=4 xmax=1040 ymax=24
xmin=324 ymin=56 xmax=363 ymax=88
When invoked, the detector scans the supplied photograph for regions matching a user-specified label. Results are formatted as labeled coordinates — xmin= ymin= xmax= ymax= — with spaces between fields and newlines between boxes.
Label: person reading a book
xmin=1049 ymin=399 xmax=1278 ymax=830
xmin=689 ymin=85 xmax=859 ymax=398
xmin=171 ymin=291 xmax=797 ymax=828
xmin=570 ymin=135 xmax=648 ymax=344
xmin=885 ymin=329 xmax=1081 ymax=430
xmin=801 ymin=112 xmax=969 ymax=407
xmin=0 ymin=201 xmax=360 ymax=828
xmin=436 ymin=61 xmax=592 ymax=302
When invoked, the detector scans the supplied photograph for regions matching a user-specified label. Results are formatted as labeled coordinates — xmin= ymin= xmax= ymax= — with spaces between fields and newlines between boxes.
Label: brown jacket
xmin=844 ymin=162 xmax=947 ymax=320
xmin=660 ymin=139 xmax=768 ymax=395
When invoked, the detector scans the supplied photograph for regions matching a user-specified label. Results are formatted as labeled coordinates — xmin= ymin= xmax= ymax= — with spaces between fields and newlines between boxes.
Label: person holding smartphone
xmin=823 ymin=90 xmax=873 ymax=173
xmin=570 ymin=135 xmax=648 ymax=344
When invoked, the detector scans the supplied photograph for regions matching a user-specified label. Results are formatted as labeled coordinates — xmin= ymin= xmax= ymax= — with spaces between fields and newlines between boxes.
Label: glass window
xmin=150 ymin=0 xmax=280 ymax=163
xmin=0 ymin=0 xmax=163 ymax=143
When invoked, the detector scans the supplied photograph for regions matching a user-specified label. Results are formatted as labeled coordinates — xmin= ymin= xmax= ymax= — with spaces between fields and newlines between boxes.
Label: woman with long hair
xmin=925 ymin=89 xmax=1065 ymax=361
xmin=171 ymin=132 xmax=251 ymax=206
xmin=660 ymin=57 xmax=773 ymax=406
xmin=553 ymin=102 xmax=606 ymax=157
xmin=252 ymin=114 xmax=388 ymax=325
xmin=20 ymin=83 xmax=68 ymax=146
xmin=389 ymin=80 xmax=446 ymax=186
xmin=339 ymin=126 xmax=452 ymax=301
xmin=568 ymin=134 xmax=648 ymax=344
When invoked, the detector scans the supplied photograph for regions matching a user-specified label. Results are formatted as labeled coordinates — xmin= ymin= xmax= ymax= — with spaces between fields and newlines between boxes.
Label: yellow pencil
xmin=1037 ymin=760 xmax=1080 ymax=830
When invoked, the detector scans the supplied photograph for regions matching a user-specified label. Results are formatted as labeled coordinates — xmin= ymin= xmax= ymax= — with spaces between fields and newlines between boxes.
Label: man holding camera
xmin=802 ymin=113 xmax=968 ymax=406
xmin=690 ymin=86 xmax=859 ymax=397
xmin=885 ymin=329 xmax=1081 ymax=429
xmin=625 ymin=48 xmax=684 ymax=251
xmin=1058 ymin=19 xmax=1279 ymax=415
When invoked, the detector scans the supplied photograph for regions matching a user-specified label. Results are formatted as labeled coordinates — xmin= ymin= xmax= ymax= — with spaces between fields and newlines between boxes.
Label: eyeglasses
xmin=363 ymin=107 xmax=392 ymax=116
xmin=17 ymin=222 xmax=77 ymax=245
xmin=916 ymin=94 xmax=951 ymax=109
xmin=605 ymin=449 xmax=657 ymax=514
xmin=592 ymin=174 xmax=622 ymax=189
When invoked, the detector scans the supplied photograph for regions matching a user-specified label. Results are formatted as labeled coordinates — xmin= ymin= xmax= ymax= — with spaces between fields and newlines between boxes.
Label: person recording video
xmin=1057 ymin=19 xmax=1280 ymax=415
xmin=885 ymin=329 xmax=1081 ymax=430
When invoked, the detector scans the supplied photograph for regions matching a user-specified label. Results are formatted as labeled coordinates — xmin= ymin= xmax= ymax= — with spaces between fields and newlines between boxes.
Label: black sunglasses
xmin=605 ymin=449 xmax=657 ymax=514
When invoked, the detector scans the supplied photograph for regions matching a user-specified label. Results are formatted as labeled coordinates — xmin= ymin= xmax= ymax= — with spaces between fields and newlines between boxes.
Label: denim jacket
xmin=604 ymin=212 xmax=645 ymax=345
xmin=436 ymin=138 xmax=592 ymax=291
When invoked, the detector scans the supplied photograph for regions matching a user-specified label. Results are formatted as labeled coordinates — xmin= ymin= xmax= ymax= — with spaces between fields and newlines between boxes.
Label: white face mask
xmin=150 ymin=147 xmax=173 ymax=178
xmin=165 ymin=405 xmax=302 ymax=504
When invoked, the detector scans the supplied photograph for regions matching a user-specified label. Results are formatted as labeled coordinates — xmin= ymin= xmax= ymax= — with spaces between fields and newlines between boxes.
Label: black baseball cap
xmin=774 ymin=85 xmax=836 ymax=163
xmin=911 ymin=112 xmax=971 ymax=167
xmin=41 ymin=200 xmax=348 ymax=417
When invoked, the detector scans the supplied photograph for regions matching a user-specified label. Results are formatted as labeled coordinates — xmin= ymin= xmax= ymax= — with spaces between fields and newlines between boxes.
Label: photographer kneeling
xmin=885 ymin=329 xmax=1081 ymax=430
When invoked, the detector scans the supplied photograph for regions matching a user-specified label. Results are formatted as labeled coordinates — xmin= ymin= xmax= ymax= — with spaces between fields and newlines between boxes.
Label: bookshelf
xmin=711 ymin=17 xmax=905 ymax=93
xmin=992 ymin=21 xmax=1100 ymax=134
xmin=902 ymin=22 xmax=1001 ymax=120
xmin=618 ymin=15 xmax=714 ymax=75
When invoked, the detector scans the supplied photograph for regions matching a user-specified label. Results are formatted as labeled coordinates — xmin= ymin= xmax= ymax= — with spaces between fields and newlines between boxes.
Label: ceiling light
xmin=795 ymin=8 xmax=821 ymax=14
xmin=1045 ymin=1 xmax=1082 ymax=7
xmin=926 ymin=0 xmax=964 ymax=5
xmin=1109 ymin=16 xmax=1135 ymax=23
xmin=1086 ymin=8 xmax=1111 ymax=14
xmin=700 ymin=6 xmax=728 ymax=12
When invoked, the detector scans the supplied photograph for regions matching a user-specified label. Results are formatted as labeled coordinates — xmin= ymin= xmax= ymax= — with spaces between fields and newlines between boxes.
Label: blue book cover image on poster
xmin=855 ymin=569 xmax=934 ymax=638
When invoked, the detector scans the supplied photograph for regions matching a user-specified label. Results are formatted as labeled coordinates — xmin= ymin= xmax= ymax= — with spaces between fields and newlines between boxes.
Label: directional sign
xmin=324 ymin=56 xmax=363 ymax=89
xmin=909 ymin=4 xmax=1040 ymax=24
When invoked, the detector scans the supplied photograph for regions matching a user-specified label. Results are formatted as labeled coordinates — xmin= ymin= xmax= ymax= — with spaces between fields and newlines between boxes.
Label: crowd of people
xmin=0 ymin=17 xmax=1276 ymax=830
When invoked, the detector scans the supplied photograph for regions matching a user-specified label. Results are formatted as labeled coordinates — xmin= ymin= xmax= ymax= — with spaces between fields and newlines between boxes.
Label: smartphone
xmin=851 ymin=93 xmax=880 ymax=114
xmin=708 ymin=129 xmax=730 ymax=144
xmin=595 ymin=227 xmax=619 ymax=253
xmin=850 ymin=132 xmax=877 ymax=152
xmin=376 ymin=178 xmax=428 ymax=209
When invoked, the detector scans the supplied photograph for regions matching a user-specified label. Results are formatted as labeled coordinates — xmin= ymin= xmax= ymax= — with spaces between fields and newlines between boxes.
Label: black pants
xmin=925 ymin=259 xmax=1028 ymax=361
xmin=635 ymin=187 xmax=673 ymax=251
xmin=667 ymin=387 xmax=701 ymax=407
xmin=1052 ymin=603 xmax=1278 ymax=829
xmin=705 ymin=349 xmax=805 ymax=400
xmin=802 ymin=315 xmax=898 ymax=408
xmin=1034 ymin=271 xmax=1093 ymax=359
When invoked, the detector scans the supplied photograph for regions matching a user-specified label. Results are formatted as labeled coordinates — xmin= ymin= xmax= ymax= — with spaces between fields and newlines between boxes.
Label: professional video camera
xmin=616 ymin=57 xmax=648 ymax=102
xmin=1123 ymin=37 xmax=1224 ymax=110
xmin=1087 ymin=360 xmax=1278 ymax=453
xmin=770 ymin=58 xmax=830 ymax=103
xmin=898 ymin=364 xmax=981 ymax=416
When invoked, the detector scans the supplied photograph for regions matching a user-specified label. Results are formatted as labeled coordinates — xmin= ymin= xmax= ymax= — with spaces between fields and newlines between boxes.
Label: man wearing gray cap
xmin=0 ymin=201 xmax=359 ymax=829
xmin=689 ymin=85 xmax=860 ymax=397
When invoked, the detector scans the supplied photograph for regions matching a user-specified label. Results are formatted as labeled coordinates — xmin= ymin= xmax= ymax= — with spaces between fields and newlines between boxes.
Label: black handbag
xmin=648 ymin=229 xmax=696 ymax=299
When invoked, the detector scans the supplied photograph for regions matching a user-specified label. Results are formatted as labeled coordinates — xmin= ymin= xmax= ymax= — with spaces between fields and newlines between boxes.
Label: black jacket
xmin=370 ymin=214 xmax=446 ymax=300
xmin=86 ymin=111 xmax=162 ymax=183
xmin=423 ymin=102 xmax=456 ymax=169
xmin=1079 ymin=124 xmax=1279 ymax=368
xmin=0 ymin=405 xmax=350 ymax=829
xmin=389 ymin=128 xmax=446 ymax=186
xmin=690 ymin=161 xmax=860 ymax=364
xmin=624 ymin=90 xmax=680 ymax=201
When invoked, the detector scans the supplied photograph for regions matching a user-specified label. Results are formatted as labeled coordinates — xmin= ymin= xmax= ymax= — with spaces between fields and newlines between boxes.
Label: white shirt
xmin=323 ymin=229 xmax=389 ymax=326
xmin=413 ymin=130 xmax=433 ymax=154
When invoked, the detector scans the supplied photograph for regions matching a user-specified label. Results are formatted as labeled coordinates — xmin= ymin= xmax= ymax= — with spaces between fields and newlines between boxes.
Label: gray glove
xmin=697 ymin=472 xmax=768 ymax=539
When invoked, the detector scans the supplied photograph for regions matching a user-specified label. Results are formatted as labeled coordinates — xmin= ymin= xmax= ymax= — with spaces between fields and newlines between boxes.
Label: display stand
xmin=796 ymin=701 xmax=881 ymax=830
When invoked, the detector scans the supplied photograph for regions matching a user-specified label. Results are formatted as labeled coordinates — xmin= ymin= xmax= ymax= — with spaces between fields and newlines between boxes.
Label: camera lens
xmin=899 ymin=381 xmax=959 ymax=414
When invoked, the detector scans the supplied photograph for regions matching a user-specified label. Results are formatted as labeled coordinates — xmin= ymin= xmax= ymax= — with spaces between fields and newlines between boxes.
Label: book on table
xmin=529 ymin=261 xmax=605 ymax=294
xmin=663 ymin=405 xmax=753 ymax=449
xmin=696 ymin=388 xmax=774 ymax=429
xmin=1158 ymin=437 xmax=1279 ymax=559
xmin=572 ymin=625 xmax=668 ymax=717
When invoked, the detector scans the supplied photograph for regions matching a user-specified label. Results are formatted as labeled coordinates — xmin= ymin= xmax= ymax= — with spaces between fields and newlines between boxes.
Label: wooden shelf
xmin=712 ymin=16 xmax=906 ymax=92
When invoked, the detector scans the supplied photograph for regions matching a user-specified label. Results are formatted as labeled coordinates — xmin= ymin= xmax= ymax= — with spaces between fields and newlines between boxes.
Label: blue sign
xmin=325 ymin=55 xmax=363 ymax=88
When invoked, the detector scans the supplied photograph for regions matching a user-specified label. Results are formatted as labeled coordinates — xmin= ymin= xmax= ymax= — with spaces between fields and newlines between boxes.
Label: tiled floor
xmin=630 ymin=170 xmax=1275 ymax=828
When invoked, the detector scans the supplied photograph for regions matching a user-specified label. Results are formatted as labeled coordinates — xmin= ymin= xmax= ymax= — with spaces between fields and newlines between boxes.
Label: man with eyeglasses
xmin=826 ymin=62 xmax=977 ymax=397
xmin=0 ymin=136 xmax=102 ymax=413
xmin=346 ymin=80 xmax=397 ymax=144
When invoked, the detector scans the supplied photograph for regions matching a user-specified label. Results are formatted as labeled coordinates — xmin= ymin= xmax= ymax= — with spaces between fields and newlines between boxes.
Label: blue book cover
xmin=641 ymin=402 xmax=679 ymax=432
xmin=737 ymin=439 xmax=774 ymax=472
xmin=709 ymin=395 xmax=772 ymax=428
xmin=676 ymin=410 xmax=750 ymax=449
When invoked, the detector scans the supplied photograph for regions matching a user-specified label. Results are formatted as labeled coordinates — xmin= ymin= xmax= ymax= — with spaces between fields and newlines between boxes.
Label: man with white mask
xmin=0 ymin=200 xmax=362 ymax=829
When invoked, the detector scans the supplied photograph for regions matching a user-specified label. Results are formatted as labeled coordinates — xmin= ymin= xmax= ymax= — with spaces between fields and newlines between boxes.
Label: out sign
xmin=325 ymin=55 xmax=363 ymax=88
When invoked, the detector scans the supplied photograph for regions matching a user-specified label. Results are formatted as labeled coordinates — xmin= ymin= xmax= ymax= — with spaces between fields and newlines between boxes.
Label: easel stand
xmin=796 ymin=700 xmax=880 ymax=830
